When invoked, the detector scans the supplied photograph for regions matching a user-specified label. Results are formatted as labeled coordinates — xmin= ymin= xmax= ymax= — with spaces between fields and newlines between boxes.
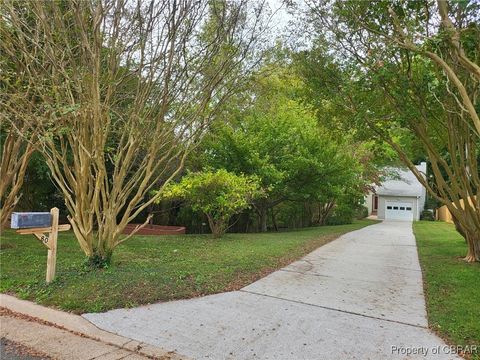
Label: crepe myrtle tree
xmin=0 ymin=0 xmax=269 ymax=266
xmin=157 ymin=169 xmax=262 ymax=237
xmin=299 ymin=0 xmax=480 ymax=262
xmin=0 ymin=15 xmax=38 ymax=229
xmin=0 ymin=121 xmax=35 ymax=229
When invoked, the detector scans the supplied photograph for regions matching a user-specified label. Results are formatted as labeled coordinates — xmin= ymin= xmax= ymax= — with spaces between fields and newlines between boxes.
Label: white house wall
xmin=417 ymin=162 xmax=427 ymax=212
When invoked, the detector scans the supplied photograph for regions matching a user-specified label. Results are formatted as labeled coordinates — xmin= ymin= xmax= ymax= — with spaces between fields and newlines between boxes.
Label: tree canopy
xmin=193 ymin=65 xmax=374 ymax=231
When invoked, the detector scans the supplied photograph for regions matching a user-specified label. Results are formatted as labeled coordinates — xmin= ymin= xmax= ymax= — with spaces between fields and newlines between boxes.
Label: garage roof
xmin=375 ymin=162 xmax=426 ymax=197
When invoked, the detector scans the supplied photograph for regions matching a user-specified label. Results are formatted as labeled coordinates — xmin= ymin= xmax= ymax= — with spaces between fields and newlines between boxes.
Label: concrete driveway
xmin=84 ymin=221 xmax=458 ymax=360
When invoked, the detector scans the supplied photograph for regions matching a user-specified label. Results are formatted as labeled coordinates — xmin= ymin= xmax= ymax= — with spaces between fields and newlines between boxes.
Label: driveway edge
xmin=0 ymin=293 xmax=189 ymax=360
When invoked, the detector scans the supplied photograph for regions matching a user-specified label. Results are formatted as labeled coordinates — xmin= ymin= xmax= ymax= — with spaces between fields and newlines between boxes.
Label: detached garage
xmin=380 ymin=197 xmax=418 ymax=221
xmin=366 ymin=162 xmax=427 ymax=221
xmin=385 ymin=201 xmax=414 ymax=221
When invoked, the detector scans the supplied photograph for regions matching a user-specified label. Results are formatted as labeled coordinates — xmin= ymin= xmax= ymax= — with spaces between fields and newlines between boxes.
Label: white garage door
xmin=385 ymin=201 xmax=414 ymax=221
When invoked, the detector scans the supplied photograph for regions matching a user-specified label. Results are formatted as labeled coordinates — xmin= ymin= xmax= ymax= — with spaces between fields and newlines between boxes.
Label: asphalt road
xmin=0 ymin=338 xmax=50 ymax=360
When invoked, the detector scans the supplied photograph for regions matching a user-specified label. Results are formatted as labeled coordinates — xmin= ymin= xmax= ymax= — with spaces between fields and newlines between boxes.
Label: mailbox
xmin=13 ymin=208 xmax=70 ymax=284
xmin=11 ymin=212 xmax=52 ymax=229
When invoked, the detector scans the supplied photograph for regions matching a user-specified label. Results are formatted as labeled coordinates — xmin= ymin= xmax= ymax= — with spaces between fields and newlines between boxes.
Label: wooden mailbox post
xmin=12 ymin=208 xmax=71 ymax=283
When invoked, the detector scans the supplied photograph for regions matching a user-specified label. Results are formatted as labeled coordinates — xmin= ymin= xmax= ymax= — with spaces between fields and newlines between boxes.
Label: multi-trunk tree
xmin=300 ymin=0 xmax=480 ymax=261
xmin=0 ymin=15 xmax=38 ymax=229
xmin=0 ymin=0 xmax=268 ymax=265
xmin=0 ymin=121 xmax=35 ymax=229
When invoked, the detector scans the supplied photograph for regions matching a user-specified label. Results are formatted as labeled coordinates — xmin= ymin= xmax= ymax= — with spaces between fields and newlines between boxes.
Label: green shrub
xmin=355 ymin=205 xmax=369 ymax=219
xmin=157 ymin=169 xmax=262 ymax=237
xmin=424 ymin=197 xmax=440 ymax=210
xmin=420 ymin=209 xmax=435 ymax=221
xmin=326 ymin=204 xmax=355 ymax=225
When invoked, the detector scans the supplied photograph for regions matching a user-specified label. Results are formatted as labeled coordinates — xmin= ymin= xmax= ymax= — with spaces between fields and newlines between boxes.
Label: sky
xmin=267 ymin=0 xmax=293 ymax=33
xmin=265 ymin=0 xmax=311 ymax=50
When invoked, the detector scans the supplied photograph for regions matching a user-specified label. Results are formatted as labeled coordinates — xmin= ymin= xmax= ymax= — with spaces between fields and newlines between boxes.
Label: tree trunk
xmin=271 ymin=208 xmax=278 ymax=231
xmin=206 ymin=214 xmax=226 ymax=238
xmin=317 ymin=201 xmax=335 ymax=226
xmin=450 ymin=208 xmax=480 ymax=263
xmin=87 ymin=249 xmax=113 ymax=268
xmin=259 ymin=206 xmax=268 ymax=232
xmin=211 ymin=222 xmax=226 ymax=238
xmin=464 ymin=230 xmax=480 ymax=263
xmin=0 ymin=132 xmax=35 ymax=230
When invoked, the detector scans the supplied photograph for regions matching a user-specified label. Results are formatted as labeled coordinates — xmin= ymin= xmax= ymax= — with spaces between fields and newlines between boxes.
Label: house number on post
xmin=11 ymin=208 xmax=71 ymax=283
xmin=40 ymin=234 xmax=49 ymax=244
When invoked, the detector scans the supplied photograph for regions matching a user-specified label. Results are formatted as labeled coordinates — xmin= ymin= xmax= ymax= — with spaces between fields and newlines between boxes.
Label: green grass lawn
xmin=414 ymin=221 xmax=480 ymax=359
xmin=0 ymin=220 xmax=376 ymax=314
